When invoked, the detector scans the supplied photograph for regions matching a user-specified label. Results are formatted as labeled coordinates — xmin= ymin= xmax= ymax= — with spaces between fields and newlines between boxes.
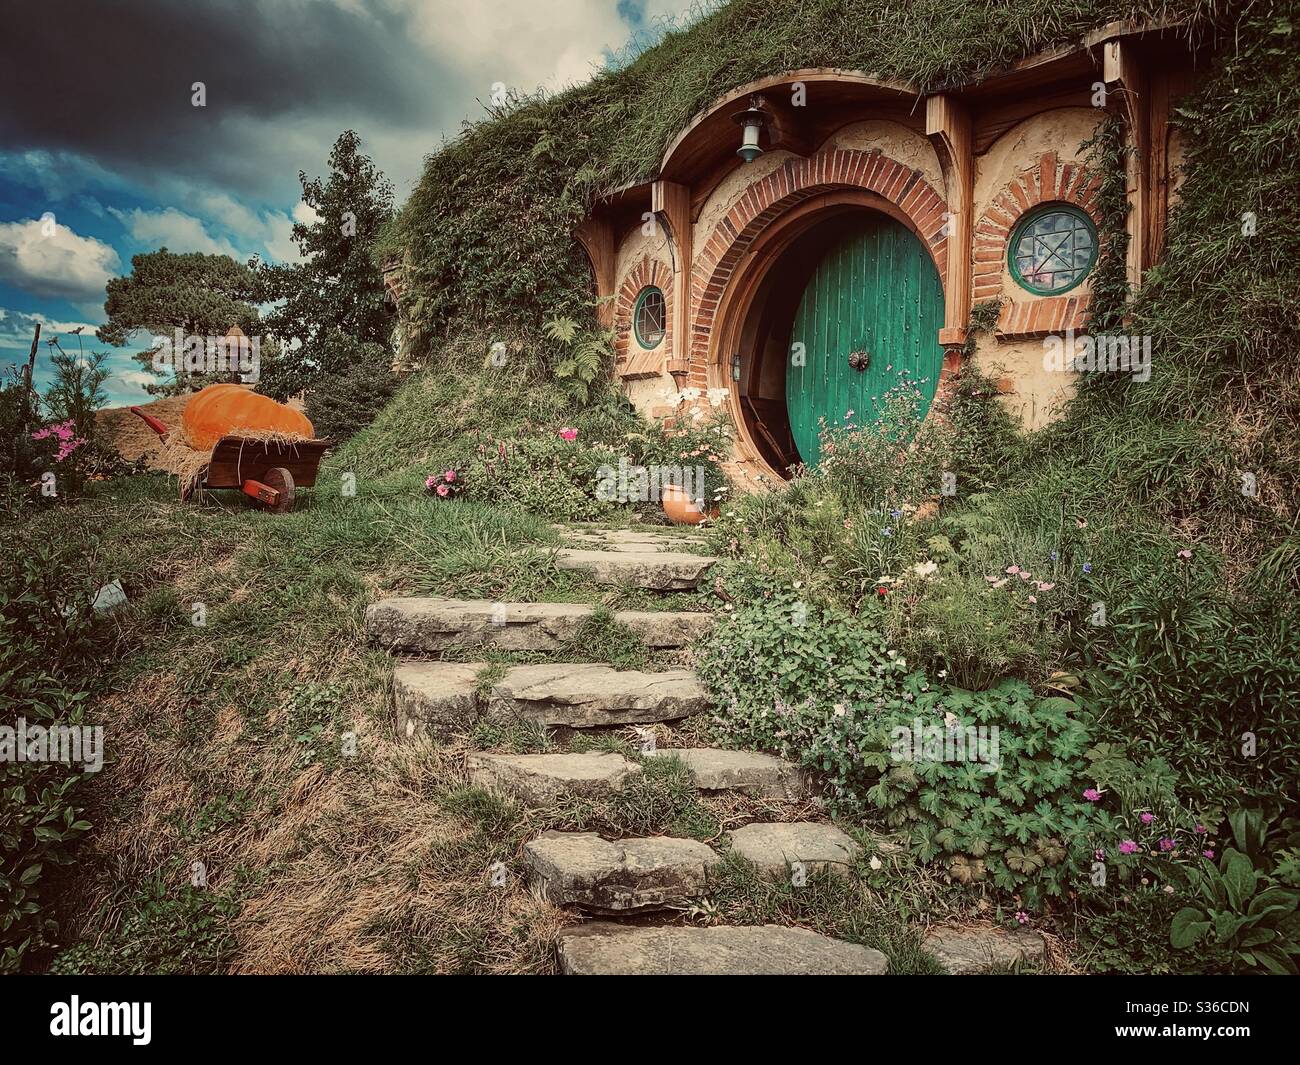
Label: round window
xmin=1008 ymin=204 xmax=1098 ymax=295
xmin=633 ymin=286 xmax=666 ymax=348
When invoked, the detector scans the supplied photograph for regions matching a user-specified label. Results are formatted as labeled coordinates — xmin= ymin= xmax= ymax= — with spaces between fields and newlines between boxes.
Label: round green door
xmin=786 ymin=214 xmax=945 ymax=466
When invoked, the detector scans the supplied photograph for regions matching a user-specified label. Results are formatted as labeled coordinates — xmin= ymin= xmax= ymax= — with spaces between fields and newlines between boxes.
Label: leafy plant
xmin=544 ymin=315 xmax=614 ymax=404
xmin=1170 ymin=846 xmax=1300 ymax=974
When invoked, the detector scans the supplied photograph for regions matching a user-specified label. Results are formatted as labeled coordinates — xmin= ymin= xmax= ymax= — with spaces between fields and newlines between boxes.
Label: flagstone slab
xmin=524 ymin=831 xmax=720 ymax=912
xmin=556 ymin=923 xmax=888 ymax=975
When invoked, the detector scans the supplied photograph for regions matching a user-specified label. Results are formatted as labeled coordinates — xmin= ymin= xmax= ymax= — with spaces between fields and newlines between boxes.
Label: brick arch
xmin=973 ymin=150 xmax=1102 ymax=338
xmin=614 ymin=256 xmax=673 ymax=378
xmin=689 ymin=147 xmax=950 ymax=370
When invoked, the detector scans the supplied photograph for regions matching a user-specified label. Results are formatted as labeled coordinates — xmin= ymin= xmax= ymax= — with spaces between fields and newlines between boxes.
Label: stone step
xmin=726 ymin=822 xmax=861 ymax=879
xmin=395 ymin=662 xmax=709 ymax=739
xmin=467 ymin=751 xmax=641 ymax=806
xmin=367 ymin=597 xmax=713 ymax=654
xmin=558 ymin=526 xmax=711 ymax=554
xmin=524 ymin=831 xmax=720 ymax=913
xmin=554 ymin=548 xmax=717 ymax=590
xmin=556 ymin=923 xmax=888 ymax=975
xmin=922 ymin=923 xmax=1048 ymax=974
xmin=649 ymin=748 xmax=810 ymax=800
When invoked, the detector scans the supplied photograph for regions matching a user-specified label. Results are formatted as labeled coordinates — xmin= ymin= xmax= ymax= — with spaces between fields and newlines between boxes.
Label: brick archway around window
xmin=973 ymin=150 xmax=1103 ymax=340
xmin=615 ymin=257 xmax=673 ymax=378
xmin=687 ymin=147 xmax=949 ymax=386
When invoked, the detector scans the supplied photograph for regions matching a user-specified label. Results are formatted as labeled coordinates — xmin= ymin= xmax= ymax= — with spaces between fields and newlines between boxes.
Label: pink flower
xmin=1159 ymin=837 xmax=1175 ymax=852
xmin=443 ymin=469 xmax=457 ymax=483
xmin=1036 ymin=581 xmax=1056 ymax=591
xmin=435 ymin=484 xmax=449 ymax=497
xmin=1083 ymin=788 xmax=1102 ymax=802
xmin=559 ymin=427 xmax=578 ymax=442
xmin=1140 ymin=812 xmax=1154 ymax=825
xmin=1005 ymin=565 xmax=1021 ymax=575
xmin=1014 ymin=911 xmax=1029 ymax=925
xmin=1027 ymin=595 xmax=1038 ymax=604
xmin=425 ymin=475 xmax=437 ymax=489
xmin=1094 ymin=848 xmax=1106 ymax=861
xmin=1119 ymin=840 xmax=1138 ymax=855
xmin=1203 ymin=849 xmax=1215 ymax=860
xmin=1177 ymin=549 xmax=1192 ymax=560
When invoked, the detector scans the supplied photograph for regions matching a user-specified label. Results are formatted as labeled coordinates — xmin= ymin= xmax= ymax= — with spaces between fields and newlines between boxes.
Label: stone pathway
xmin=367 ymin=522 xmax=1045 ymax=975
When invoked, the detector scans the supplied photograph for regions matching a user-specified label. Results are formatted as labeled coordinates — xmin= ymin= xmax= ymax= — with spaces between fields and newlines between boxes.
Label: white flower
xmin=869 ymin=855 xmax=883 ymax=871
xmin=706 ymin=387 xmax=730 ymax=407
xmin=679 ymin=386 xmax=702 ymax=402
xmin=912 ymin=560 xmax=939 ymax=578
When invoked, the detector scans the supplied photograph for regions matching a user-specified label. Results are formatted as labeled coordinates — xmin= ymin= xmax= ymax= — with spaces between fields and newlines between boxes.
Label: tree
xmin=256 ymin=130 xmax=396 ymax=400
xmin=98 ymin=249 xmax=260 ymax=396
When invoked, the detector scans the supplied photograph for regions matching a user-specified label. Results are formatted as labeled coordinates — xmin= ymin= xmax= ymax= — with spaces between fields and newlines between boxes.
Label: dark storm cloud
xmin=0 ymin=0 xmax=455 ymax=202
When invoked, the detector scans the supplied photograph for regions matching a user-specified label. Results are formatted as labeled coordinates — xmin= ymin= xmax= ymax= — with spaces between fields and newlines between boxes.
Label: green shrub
xmin=1169 ymin=810 xmax=1300 ymax=975
xmin=0 ymin=542 xmax=99 ymax=972
xmin=465 ymin=431 xmax=620 ymax=521
xmin=303 ymin=337 xmax=401 ymax=441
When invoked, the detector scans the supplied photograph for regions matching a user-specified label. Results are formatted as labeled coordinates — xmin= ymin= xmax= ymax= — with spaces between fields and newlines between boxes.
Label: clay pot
xmin=661 ymin=484 xmax=717 ymax=525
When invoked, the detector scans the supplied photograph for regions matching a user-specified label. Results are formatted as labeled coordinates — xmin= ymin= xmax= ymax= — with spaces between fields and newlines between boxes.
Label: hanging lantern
xmin=731 ymin=97 xmax=769 ymax=163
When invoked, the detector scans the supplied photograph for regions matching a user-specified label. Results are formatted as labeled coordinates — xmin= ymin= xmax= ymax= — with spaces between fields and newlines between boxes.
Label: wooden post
xmin=652 ymin=179 xmax=693 ymax=379
xmin=1104 ymin=38 xmax=1150 ymax=287
xmin=574 ymin=218 xmax=617 ymax=328
xmin=925 ymin=94 xmax=974 ymax=349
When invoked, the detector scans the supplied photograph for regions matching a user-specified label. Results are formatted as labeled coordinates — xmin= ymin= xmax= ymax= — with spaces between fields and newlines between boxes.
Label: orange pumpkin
xmin=181 ymin=384 xmax=314 ymax=451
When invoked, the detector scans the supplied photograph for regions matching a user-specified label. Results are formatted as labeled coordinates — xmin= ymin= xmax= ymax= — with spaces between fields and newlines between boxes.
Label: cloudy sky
xmin=0 ymin=0 xmax=699 ymax=405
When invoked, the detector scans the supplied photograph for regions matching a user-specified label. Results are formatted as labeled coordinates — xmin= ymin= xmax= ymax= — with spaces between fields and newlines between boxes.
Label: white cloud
xmin=0 ymin=219 xmax=120 ymax=302
xmin=108 ymin=205 xmax=244 ymax=259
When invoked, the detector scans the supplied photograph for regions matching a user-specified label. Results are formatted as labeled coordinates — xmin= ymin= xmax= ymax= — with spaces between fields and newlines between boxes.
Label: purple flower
xmin=1082 ymin=562 xmax=1093 ymax=574
xmin=1194 ymin=824 xmax=1207 ymax=835
xmin=1119 ymin=840 xmax=1138 ymax=855
xmin=881 ymin=527 xmax=893 ymax=537
xmin=1014 ymin=911 xmax=1030 ymax=925
xmin=1050 ymin=550 xmax=1059 ymax=562
xmin=1203 ymin=849 xmax=1215 ymax=860
xmin=1083 ymin=788 xmax=1102 ymax=802
xmin=1140 ymin=812 xmax=1154 ymax=825
xmin=1159 ymin=837 xmax=1175 ymax=852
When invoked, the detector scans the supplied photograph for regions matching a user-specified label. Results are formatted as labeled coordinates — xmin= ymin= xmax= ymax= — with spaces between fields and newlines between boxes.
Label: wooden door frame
xmin=707 ymin=189 xmax=945 ymax=480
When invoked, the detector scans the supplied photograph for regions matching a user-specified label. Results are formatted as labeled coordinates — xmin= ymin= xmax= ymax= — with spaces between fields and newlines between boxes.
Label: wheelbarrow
xmin=130 ymin=407 xmax=331 ymax=514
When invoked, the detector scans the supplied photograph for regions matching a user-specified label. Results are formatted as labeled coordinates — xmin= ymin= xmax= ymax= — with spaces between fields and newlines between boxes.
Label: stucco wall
xmin=972 ymin=107 xmax=1104 ymax=430
xmin=829 ymin=120 xmax=944 ymax=195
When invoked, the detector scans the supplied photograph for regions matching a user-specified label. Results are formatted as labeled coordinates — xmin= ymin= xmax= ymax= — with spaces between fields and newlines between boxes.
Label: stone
xmin=365 ymin=597 xmax=711 ymax=652
xmin=393 ymin=661 xmax=482 ymax=740
xmin=726 ymin=822 xmax=860 ymax=878
xmin=524 ymin=831 xmax=720 ymax=912
xmin=559 ymin=526 xmax=711 ymax=553
xmin=556 ymin=923 xmax=888 ymax=975
xmin=922 ymin=924 xmax=1048 ymax=974
xmin=554 ymin=549 xmax=717 ymax=590
xmin=650 ymin=748 xmax=809 ymax=800
xmin=466 ymin=752 xmax=641 ymax=805
xmin=486 ymin=664 xmax=709 ymax=728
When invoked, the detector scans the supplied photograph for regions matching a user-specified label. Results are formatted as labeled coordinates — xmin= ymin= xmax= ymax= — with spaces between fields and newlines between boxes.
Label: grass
xmin=7 ymin=455 xmax=974 ymax=974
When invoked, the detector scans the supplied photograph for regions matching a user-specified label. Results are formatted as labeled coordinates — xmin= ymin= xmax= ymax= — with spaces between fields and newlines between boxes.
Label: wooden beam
xmin=652 ymin=179 xmax=693 ymax=378
xmin=574 ymin=217 xmax=617 ymax=327
xmin=1104 ymin=38 xmax=1150 ymax=286
xmin=925 ymin=94 xmax=973 ymax=348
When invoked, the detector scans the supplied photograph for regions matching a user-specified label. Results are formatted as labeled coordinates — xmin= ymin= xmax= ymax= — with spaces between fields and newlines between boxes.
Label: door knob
xmin=848 ymin=350 xmax=870 ymax=372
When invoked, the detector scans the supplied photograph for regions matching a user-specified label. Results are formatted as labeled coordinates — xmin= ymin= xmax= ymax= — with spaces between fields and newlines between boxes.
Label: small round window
xmin=1009 ymin=204 xmax=1098 ymax=295
xmin=633 ymin=286 xmax=666 ymax=348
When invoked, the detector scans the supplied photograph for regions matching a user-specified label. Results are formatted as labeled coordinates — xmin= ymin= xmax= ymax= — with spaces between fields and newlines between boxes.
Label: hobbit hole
xmin=567 ymin=25 xmax=1203 ymax=486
